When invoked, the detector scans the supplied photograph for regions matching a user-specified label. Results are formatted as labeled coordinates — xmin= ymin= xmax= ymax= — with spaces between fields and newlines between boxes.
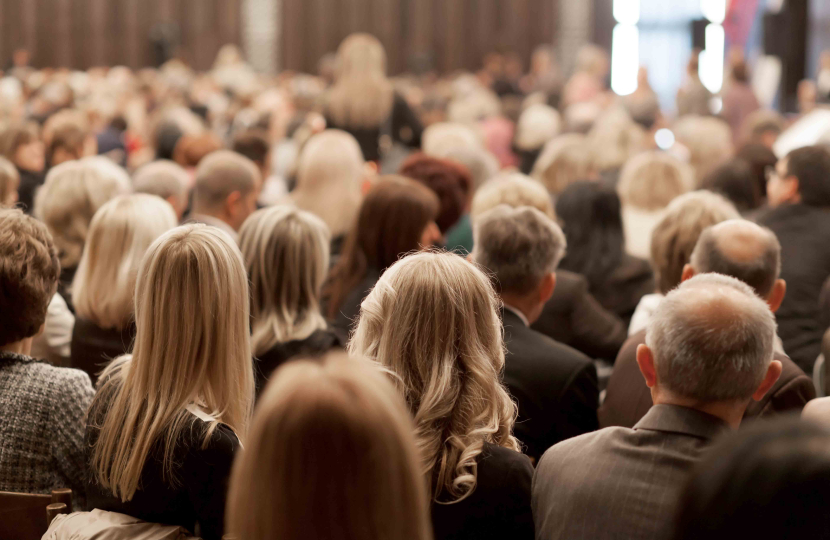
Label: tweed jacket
xmin=0 ymin=352 xmax=94 ymax=506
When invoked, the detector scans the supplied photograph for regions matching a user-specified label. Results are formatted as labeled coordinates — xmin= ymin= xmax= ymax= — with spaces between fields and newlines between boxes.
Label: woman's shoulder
xmin=478 ymin=443 xmax=533 ymax=483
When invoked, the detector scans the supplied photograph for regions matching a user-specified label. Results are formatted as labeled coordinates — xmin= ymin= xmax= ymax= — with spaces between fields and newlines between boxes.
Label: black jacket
xmin=70 ymin=318 xmax=135 ymax=385
xmin=502 ymin=309 xmax=599 ymax=461
xmin=254 ymin=327 xmax=344 ymax=397
xmin=16 ymin=167 xmax=43 ymax=215
xmin=588 ymin=254 xmax=655 ymax=327
xmin=330 ymin=270 xmax=381 ymax=335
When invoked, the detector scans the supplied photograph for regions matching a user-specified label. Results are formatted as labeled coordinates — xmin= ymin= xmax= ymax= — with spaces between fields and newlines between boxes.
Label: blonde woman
xmin=239 ymin=205 xmax=344 ymax=395
xmin=86 ymin=225 xmax=254 ymax=540
xmin=349 ymin=252 xmax=534 ymax=540
xmin=226 ymin=352 xmax=432 ymax=540
xmin=70 ymin=194 xmax=178 ymax=384
xmin=325 ymin=33 xmax=422 ymax=162
xmin=531 ymin=133 xmax=596 ymax=195
xmin=0 ymin=155 xmax=19 ymax=206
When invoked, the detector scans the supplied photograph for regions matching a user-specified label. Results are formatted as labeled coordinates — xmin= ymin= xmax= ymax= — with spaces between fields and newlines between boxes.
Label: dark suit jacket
xmin=756 ymin=203 xmax=830 ymax=372
xmin=531 ymin=270 xmax=628 ymax=360
xmin=533 ymin=404 xmax=728 ymax=540
xmin=599 ymin=329 xmax=816 ymax=429
xmin=502 ymin=308 xmax=598 ymax=461
xmin=589 ymin=254 xmax=655 ymax=327
xmin=70 ymin=318 xmax=135 ymax=386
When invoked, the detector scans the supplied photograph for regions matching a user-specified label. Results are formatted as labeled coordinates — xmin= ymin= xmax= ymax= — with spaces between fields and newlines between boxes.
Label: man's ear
xmin=752 ymin=360 xmax=783 ymax=401
xmin=225 ymin=190 xmax=242 ymax=216
xmin=785 ymin=176 xmax=801 ymax=203
xmin=636 ymin=344 xmax=657 ymax=388
xmin=539 ymin=272 xmax=556 ymax=304
xmin=680 ymin=264 xmax=696 ymax=283
xmin=767 ymin=279 xmax=786 ymax=313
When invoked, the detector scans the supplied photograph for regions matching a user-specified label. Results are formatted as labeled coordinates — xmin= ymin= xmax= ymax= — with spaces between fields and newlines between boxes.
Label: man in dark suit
xmin=601 ymin=219 xmax=815 ymax=428
xmin=471 ymin=205 xmax=598 ymax=462
xmin=533 ymin=274 xmax=783 ymax=540
xmin=756 ymin=145 xmax=830 ymax=372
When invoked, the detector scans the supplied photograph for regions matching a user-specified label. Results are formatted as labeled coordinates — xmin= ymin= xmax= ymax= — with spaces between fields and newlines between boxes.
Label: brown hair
xmin=232 ymin=130 xmax=270 ymax=167
xmin=0 ymin=156 xmax=20 ymax=205
xmin=0 ymin=208 xmax=60 ymax=345
xmin=0 ymin=122 xmax=38 ymax=163
xmin=173 ymin=133 xmax=222 ymax=168
xmin=324 ymin=176 xmax=439 ymax=319
xmin=399 ymin=153 xmax=472 ymax=233
xmin=47 ymin=123 xmax=87 ymax=165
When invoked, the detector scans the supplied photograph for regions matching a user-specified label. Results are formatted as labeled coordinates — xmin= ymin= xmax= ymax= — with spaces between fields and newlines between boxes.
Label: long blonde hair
xmin=349 ymin=251 xmax=519 ymax=503
xmin=90 ymin=225 xmax=254 ymax=502
xmin=327 ymin=33 xmax=394 ymax=129
xmin=226 ymin=352 xmax=432 ymax=540
xmin=72 ymin=194 xmax=177 ymax=330
xmin=239 ymin=205 xmax=330 ymax=355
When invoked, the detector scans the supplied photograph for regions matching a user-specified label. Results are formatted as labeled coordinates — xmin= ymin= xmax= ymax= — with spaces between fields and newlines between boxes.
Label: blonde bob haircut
xmin=72 ymin=194 xmax=178 ymax=330
xmin=531 ymin=134 xmax=595 ymax=195
xmin=239 ymin=205 xmax=331 ymax=356
xmin=617 ymin=151 xmax=695 ymax=211
xmin=226 ymin=352 xmax=432 ymax=540
xmin=35 ymin=157 xmax=132 ymax=269
xmin=349 ymin=251 xmax=519 ymax=503
xmin=471 ymin=172 xmax=555 ymax=222
xmin=90 ymin=225 xmax=254 ymax=502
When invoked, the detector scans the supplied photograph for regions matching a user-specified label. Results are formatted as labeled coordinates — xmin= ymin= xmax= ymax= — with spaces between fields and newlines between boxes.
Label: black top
xmin=756 ymin=203 xmax=830 ymax=372
xmin=86 ymin=394 xmax=238 ymax=540
xmin=589 ymin=254 xmax=655 ymax=327
xmin=502 ymin=309 xmax=599 ymax=461
xmin=70 ymin=318 xmax=135 ymax=385
xmin=58 ymin=265 xmax=77 ymax=314
xmin=330 ymin=270 xmax=381 ymax=334
xmin=325 ymin=93 xmax=423 ymax=162
xmin=254 ymin=327 xmax=344 ymax=397
xmin=16 ymin=167 xmax=44 ymax=215
xmin=430 ymin=442 xmax=534 ymax=540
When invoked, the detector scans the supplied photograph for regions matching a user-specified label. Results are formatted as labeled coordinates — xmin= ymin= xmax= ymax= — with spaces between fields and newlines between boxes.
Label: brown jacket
xmin=599 ymin=329 xmax=816 ymax=428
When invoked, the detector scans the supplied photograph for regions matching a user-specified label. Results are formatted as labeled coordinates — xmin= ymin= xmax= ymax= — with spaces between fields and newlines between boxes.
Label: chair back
xmin=0 ymin=489 xmax=72 ymax=540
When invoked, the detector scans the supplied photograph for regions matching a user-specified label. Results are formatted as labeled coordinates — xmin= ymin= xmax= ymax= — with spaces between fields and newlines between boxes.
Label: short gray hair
xmin=133 ymin=160 xmax=189 ymax=201
xmin=472 ymin=204 xmax=566 ymax=295
xmin=645 ymin=273 xmax=776 ymax=402
xmin=193 ymin=150 xmax=260 ymax=209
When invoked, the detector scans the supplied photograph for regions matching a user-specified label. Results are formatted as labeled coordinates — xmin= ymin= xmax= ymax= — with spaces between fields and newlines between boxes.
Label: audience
xmin=0 ymin=121 xmax=44 ymax=213
xmin=350 ymin=251 xmax=533 ymax=540
xmin=533 ymin=274 xmax=782 ymax=540
xmin=513 ymin=103 xmax=561 ymax=175
xmin=531 ymin=133 xmax=594 ymax=196
xmin=132 ymin=160 xmax=191 ymax=220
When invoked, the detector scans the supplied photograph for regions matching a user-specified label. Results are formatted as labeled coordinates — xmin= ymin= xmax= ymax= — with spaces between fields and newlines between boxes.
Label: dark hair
xmin=0 ymin=122 xmax=38 ymax=164
xmin=731 ymin=60 xmax=750 ymax=83
xmin=673 ymin=419 xmax=830 ymax=540
xmin=785 ymin=146 xmax=830 ymax=207
xmin=0 ymin=208 xmax=60 ymax=345
xmin=736 ymin=143 xmax=776 ymax=198
xmin=154 ymin=121 xmax=183 ymax=161
xmin=232 ymin=130 xmax=271 ymax=167
xmin=324 ymin=176 xmax=439 ymax=319
xmin=556 ymin=181 xmax=624 ymax=289
xmin=47 ymin=123 xmax=86 ymax=164
xmin=700 ymin=159 xmax=761 ymax=212
xmin=399 ymin=153 xmax=472 ymax=233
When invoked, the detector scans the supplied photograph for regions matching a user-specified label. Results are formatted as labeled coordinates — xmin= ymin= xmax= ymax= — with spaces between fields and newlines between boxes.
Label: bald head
xmin=193 ymin=150 xmax=261 ymax=211
xmin=690 ymin=220 xmax=781 ymax=298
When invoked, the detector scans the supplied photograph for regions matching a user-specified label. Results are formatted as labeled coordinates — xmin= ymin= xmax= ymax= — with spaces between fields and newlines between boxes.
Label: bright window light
xmin=611 ymin=24 xmax=639 ymax=96
xmin=701 ymin=0 xmax=727 ymax=24
xmin=613 ymin=0 xmax=640 ymax=25
xmin=699 ymin=24 xmax=725 ymax=93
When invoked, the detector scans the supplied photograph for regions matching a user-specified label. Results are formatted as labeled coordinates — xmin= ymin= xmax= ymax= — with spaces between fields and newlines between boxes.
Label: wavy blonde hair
xmin=349 ymin=251 xmax=518 ymax=503
xmin=239 ymin=205 xmax=331 ymax=356
xmin=531 ymin=134 xmax=595 ymax=195
xmin=72 ymin=194 xmax=177 ymax=330
xmin=90 ymin=225 xmax=254 ymax=501
xmin=227 ymin=352 xmax=432 ymax=540
xmin=617 ymin=151 xmax=695 ymax=211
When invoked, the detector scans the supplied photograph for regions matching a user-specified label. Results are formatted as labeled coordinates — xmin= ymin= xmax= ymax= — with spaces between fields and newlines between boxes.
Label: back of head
xmin=232 ymin=129 xmax=270 ymax=168
xmin=226 ymin=353 xmax=431 ymax=540
xmin=422 ymin=122 xmax=482 ymax=156
xmin=239 ymin=206 xmax=330 ymax=354
xmin=589 ymin=106 xmax=647 ymax=171
xmin=736 ymin=142 xmax=776 ymax=198
xmin=690 ymin=219 xmax=781 ymax=297
xmin=617 ymin=151 xmax=695 ymax=211
xmin=0 ymin=208 xmax=59 ymax=346
xmin=0 ymin=122 xmax=38 ymax=163
xmin=46 ymin=111 xmax=91 ymax=166
xmin=647 ymin=273 xmax=776 ymax=402
xmin=472 ymin=204 xmax=566 ymax=295
xmin=328 ymin=33 xmax=393 ymax=129
xmin=650 ymin=191 xmax=740 ymax=294
xmin=471 ymin=172 xmax=554 ymax=221
xmin=431 ymin=145 xmax=499 ymax=192
xmin=192 ymin=150 xmax=260 ymax=211
xmin=700 ymin=158 xmax=761 ymax=212
xmin=72 ymin=194 xmax=178 ymax=330
xmin=740 ymin=109 xmax=784 ymax=146
xmin=295 ymin=129 xmax=364 ymax=194
xmin=133 ymin=159 xmax=189 ymax=201
xmin=785 ymin=145 xmax=830 ymax=207
xmin=515 ymin=103 xmax=561 ymax=151
xmin=173 ymin=133 xmax=223 ymax=169
xmin=349 ymin=251 xmax=518 ymax=501
xmin=399 ymin=153 xmax=472 ymax=233
xmin=531 ymin=134 xmax=594 ymax=195
xmin=673 ymin=115 xmax=733 ymax=184
xmin=674 ymin=420 xmax=830 ymax=539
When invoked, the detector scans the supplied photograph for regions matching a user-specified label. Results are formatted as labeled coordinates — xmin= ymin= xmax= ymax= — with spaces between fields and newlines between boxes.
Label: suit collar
xmin=502 ymin=304 xmax=530 ymax=327
xmin=634 ymin=404 xmax=729 ymax=440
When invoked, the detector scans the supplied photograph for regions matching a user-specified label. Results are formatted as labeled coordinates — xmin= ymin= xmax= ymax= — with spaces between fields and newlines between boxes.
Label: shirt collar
xmin=634 ymin=404 xmax=729 ymax=440
xmin=502 ymin=304 xmax=530 ymax=326
xmin=188 ymin=214 xmax=239 ymax=243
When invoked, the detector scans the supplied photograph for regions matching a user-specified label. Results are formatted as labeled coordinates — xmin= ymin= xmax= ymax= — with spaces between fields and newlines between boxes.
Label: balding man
xmin=533 ymin=274 xmax=783 ymax=540
xmin=133 ymin=160 xmax=190 ymax=220
xmin=188 ymin=150 xmax=261 ymax=240
xmin=601 ymin=220 xmax=814 ymax=429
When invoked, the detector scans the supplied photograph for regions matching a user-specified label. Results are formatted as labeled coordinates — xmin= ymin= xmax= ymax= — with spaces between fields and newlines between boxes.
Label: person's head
xmin=0 ymin=156 xmax=20 ymax=206
xmin=226 ymin=353 xmax=431 ymax=540
xmin=686 ymin=220 xmax=785 ymax=313
xmin=0 ymin=208 xmax=59 ymax=350
xmin=324 ymin=177 xmax=440 ymax=319
xmin=617 ymin=151 xmax=695 ymax=211
xmin=90 ymin=224 xmax=254 ymax=501
xmin=472 ymin=205 xmax=566 ymax=323
xmin=132 ymin=160 xmax=191 ymax=220
xmin=736 ymin=142 xmax=777 ymax=199
xmin=192 ymin=150 xmax=261 ymax=231
xmin=0 ymin=122 xmax=44 ymax=172
xmin=349 ymin=251 xmax=518 ymax=502
xmin=173 ymin=132 xmax=223 ymax=169
xmin=470 ymin=172 xmax=555 ymax=221
xmin=514 ymin=104 xmax=561 ymax=152
xmin=422 ymin=122 xmax=481 ymax=156
xmin=239 ymin=206 xmax=331 ymax=356
xmin=232 ymin=129 xmax=271 ymax=181
xmin=767 ymin=145 xmax=830 ymax=208
xmin=639 ymin=274 xmax=781 ymax=418
xmin=589 ymin=106 xmax=647 ymax=172
xmin=430 ymin=145 xmax=499 ymax=193
xmin=740 ymin=109 xmax=784 ymax=149
xmin=531 ymin=134 xmax=595 ymax=195
xmin=34 ymin=157 xmax=132 ymax=269
xmin=673 ymin=115 xmax=733 ymax=184
xmin=328 ymin=33 xmax=393 ymax=129
xmin=399 ymin=153 xmax=472 ymax=233
xmin=650 ymin=191 xmax=740 ymax=294
xmin=72 ymin=194 xmax=177 ymax=331
xmin=700 ymin=158 xmax=761 ymax=212
xmin=44 ymin=111 xmax=97 ymax=166
xmin=673 ymin=419 xmax=830 ymax=539
xmin=556 ymin=181 xmax=624 ymax=287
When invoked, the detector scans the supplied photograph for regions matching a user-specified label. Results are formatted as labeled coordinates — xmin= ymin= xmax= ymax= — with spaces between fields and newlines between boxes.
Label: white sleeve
xmin=43 ymin=293 xmax=75 ymax=359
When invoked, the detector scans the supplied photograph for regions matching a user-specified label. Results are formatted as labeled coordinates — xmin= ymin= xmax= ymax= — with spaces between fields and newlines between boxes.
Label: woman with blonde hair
xmin=325 ymin=33 xmax=422 ymax=162
xmin=226 ymin=352 xmax=432 ymax=540
xmin=70 ymin=194 xmax=178 ymax=384
xmin=531 ymin=133 xmax=595 ymax=195
xmin=86 ymin=225 xmax=254 ymax=540
xmin=349 ymin=251 xmax=533 ymax=540
xmin=0 ymin=155 xmax=20 ymax=206
xmin=239 ymin=205 xmax=344 ymax=395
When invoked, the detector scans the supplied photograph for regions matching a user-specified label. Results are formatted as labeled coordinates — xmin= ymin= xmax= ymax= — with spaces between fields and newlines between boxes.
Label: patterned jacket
xmin=0 ymin=351 xmax=94 ymax=507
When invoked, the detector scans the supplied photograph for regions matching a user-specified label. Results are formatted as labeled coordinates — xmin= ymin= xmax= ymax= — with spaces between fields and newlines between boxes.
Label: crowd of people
xmin=3 ymin=31 xmax=830 ymax=539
